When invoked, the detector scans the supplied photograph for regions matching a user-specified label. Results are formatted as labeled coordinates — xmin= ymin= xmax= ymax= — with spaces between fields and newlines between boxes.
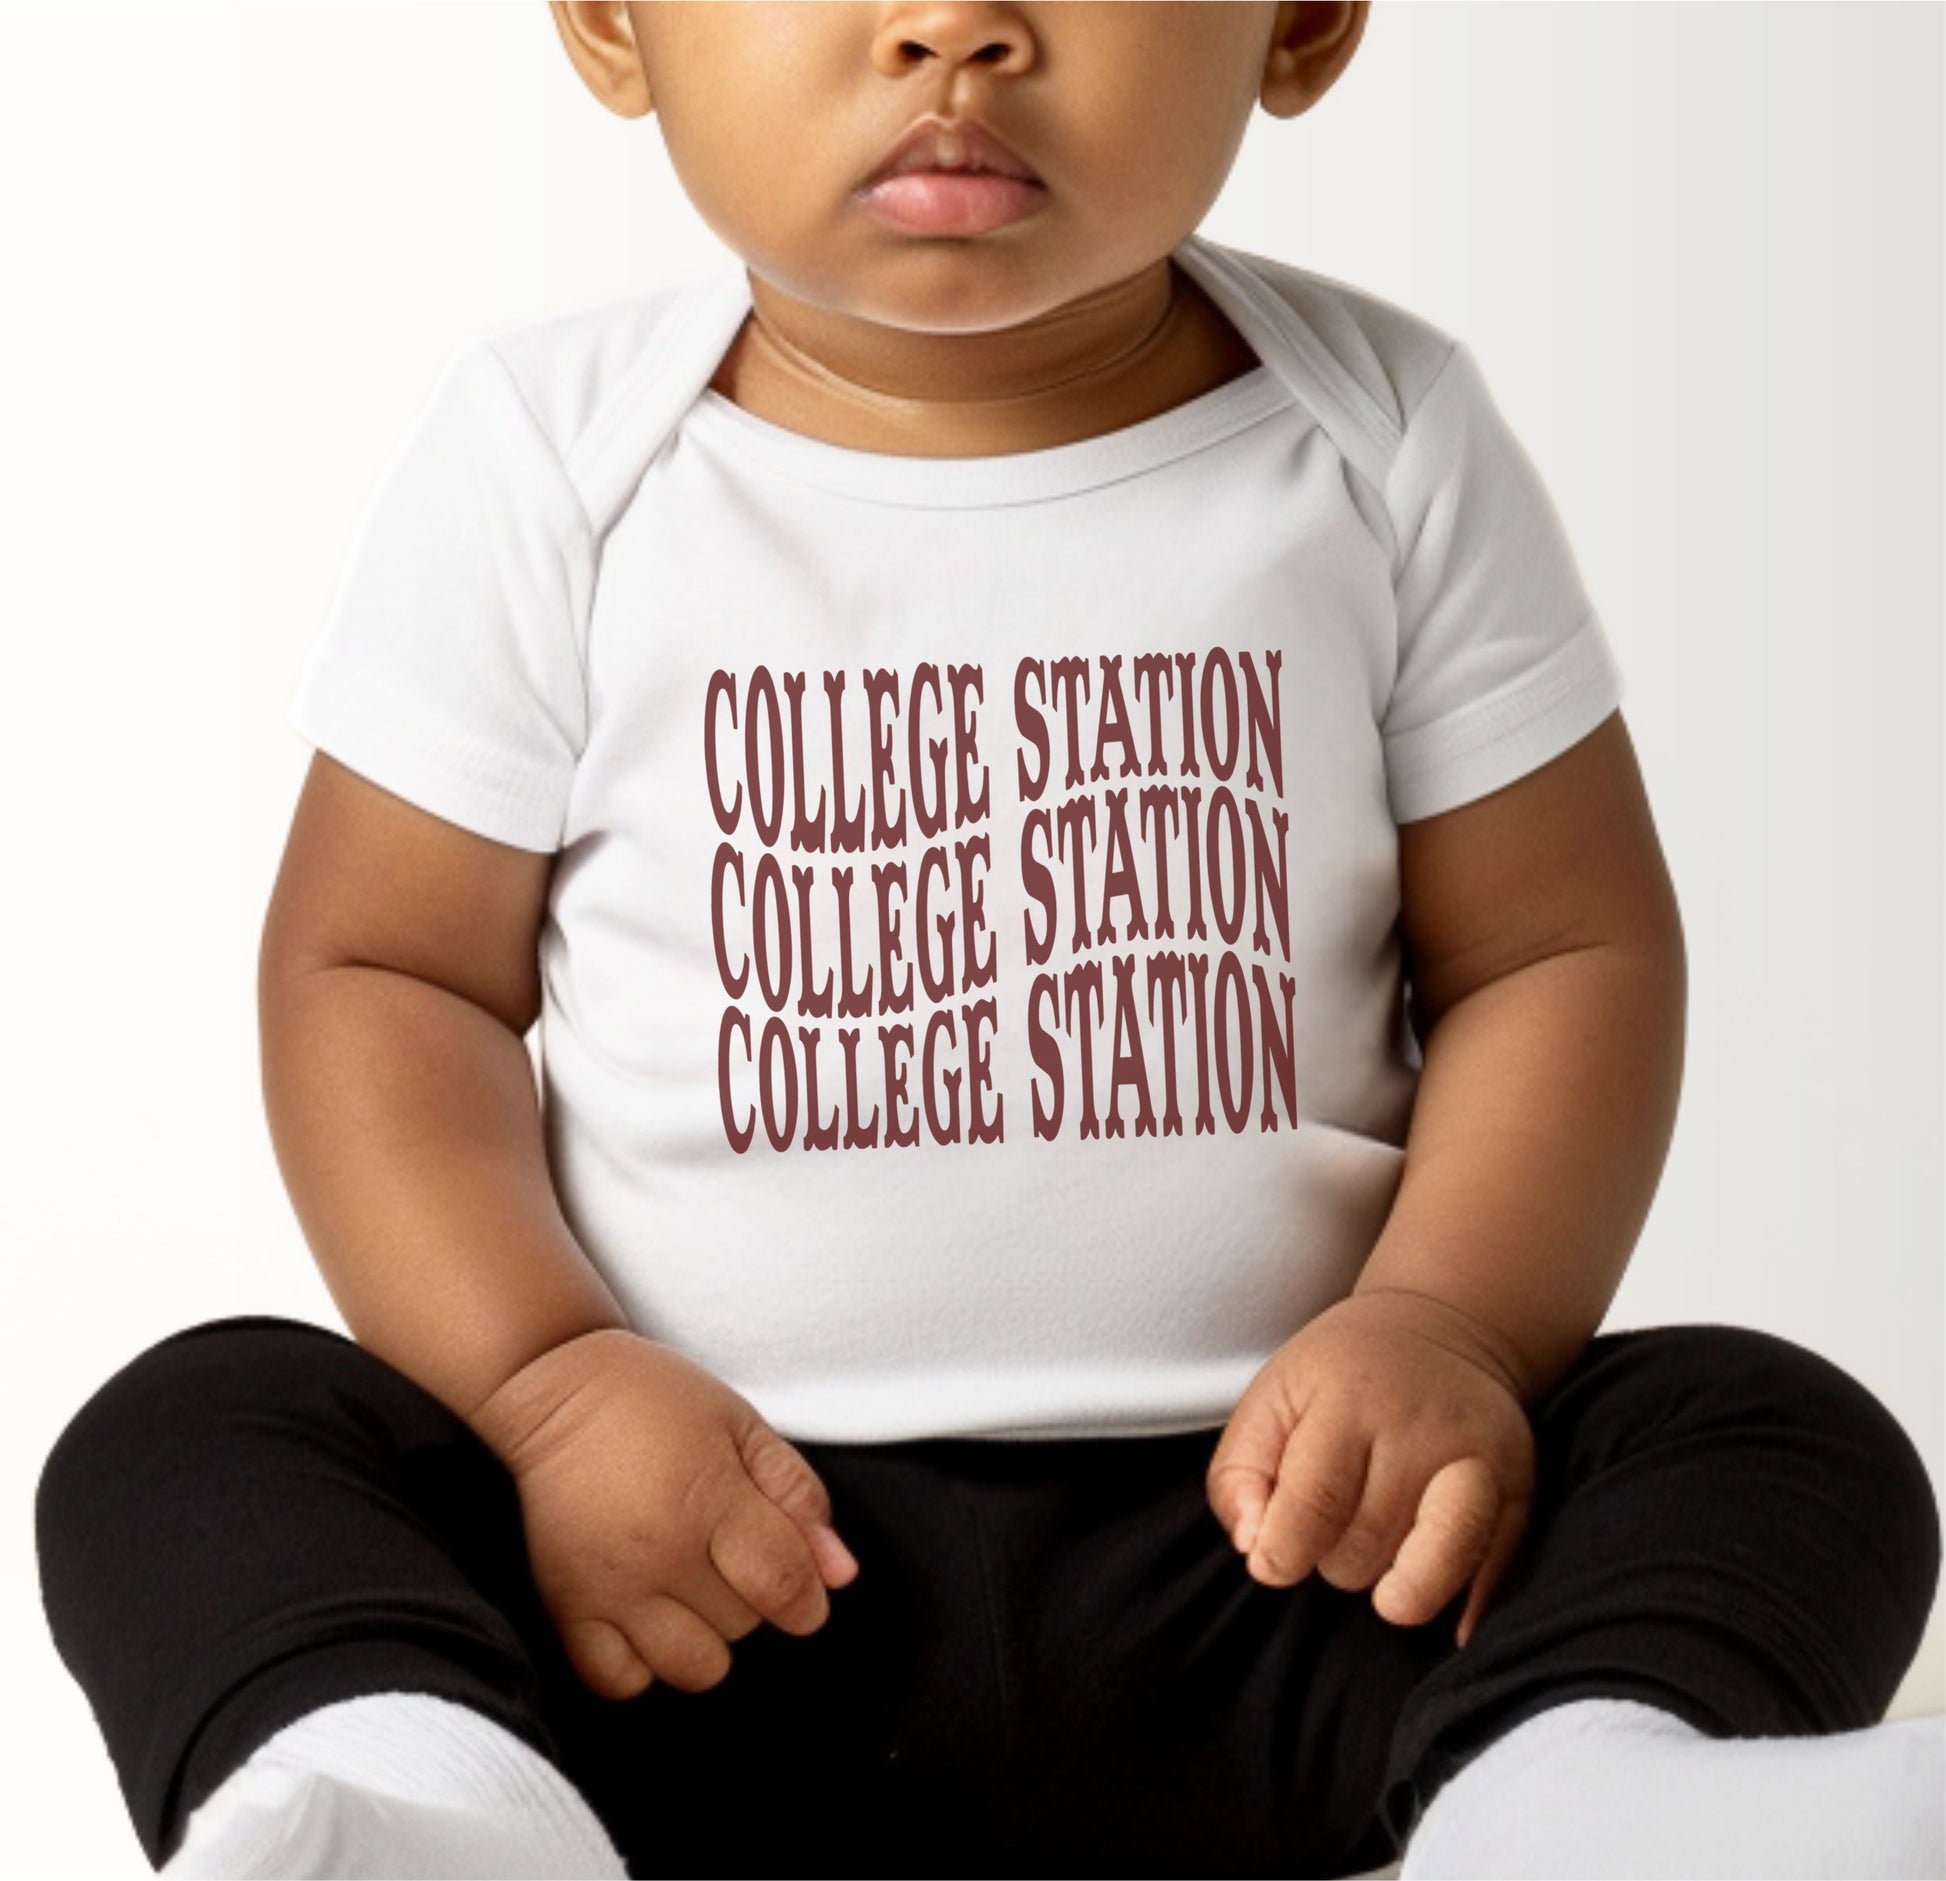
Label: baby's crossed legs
xmin=35 ymin=1315 xmax=1940 ymax=1877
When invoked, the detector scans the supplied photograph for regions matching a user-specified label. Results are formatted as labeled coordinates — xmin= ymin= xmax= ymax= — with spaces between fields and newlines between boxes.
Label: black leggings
xmin=34 ymin=1315 xmax=1942 ymax=1879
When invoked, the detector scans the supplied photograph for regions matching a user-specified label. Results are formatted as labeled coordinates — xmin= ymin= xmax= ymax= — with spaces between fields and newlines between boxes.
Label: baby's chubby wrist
xmin=1343 ymin=1283 xmax=1539 ymax=1409
xmin=465 ymin=1325 xmax=641 ymax=1473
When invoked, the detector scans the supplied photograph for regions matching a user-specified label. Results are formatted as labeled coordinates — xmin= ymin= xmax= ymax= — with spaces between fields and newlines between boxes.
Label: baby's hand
xmin=1205 ymin=1290 xmax=1536 ymax=1647
xmin=472 ymin=1329 xmax=860 ymax=1701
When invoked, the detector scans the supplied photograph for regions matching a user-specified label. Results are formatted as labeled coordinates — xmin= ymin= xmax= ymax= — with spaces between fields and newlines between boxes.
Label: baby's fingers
xmin=1370 ymin=1455 xmax=1500 ymax=1630
xmin=711 ymin=1490 xmax=833 ymax=1637
xmin=1206 ymin=1392 xmax=1293 ymax=1550
xmin=1245 ymin=1414 xmax=1372 ymax=1588
xmin=734 ymin=1418 xmax=860 ymax=1586
xmin=559 ymin=1614 xmax=654 ymax=1702
xmin=1455 ymin=1480 xmax=1533 ymax=1647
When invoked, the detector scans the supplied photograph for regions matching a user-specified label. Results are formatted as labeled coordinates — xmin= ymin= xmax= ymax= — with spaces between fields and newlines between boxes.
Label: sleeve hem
xmin=1384 ymin=610 xmax=1626 ymax=824
xmin=288 ymin=653 xmax=568 ymax=855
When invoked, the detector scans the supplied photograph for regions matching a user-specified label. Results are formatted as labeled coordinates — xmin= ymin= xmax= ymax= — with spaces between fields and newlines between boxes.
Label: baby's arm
xmin=258 ymin=751 xmax=630 ymax=1433
xmin=1207 ymin=710 xmax=1685 ymax=1640
xmin=259 ymin=753 xmax=859 ymax=1696
xmin=1363 ymin=705 xmax=1686 ymax=1404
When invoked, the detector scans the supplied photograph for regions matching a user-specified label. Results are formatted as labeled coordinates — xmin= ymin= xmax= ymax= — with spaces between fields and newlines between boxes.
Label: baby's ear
xmin=548 ymin=1 xmax=655 ymax=121
xmin=1260 ymin=0 xmax=1368 ymax=121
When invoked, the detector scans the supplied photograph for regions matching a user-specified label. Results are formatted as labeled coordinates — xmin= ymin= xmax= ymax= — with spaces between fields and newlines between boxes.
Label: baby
xmin=36 ymin=5 xmax=1943 ymax=1878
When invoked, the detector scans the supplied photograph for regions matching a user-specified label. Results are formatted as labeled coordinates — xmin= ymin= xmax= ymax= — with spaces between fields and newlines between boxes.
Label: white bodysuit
xmin=289 ymin=231 xmax=1626 ymax=1443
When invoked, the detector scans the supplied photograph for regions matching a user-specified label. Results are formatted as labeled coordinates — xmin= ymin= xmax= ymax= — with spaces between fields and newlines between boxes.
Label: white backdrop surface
xmin=2 ymin=5 xmax=1939 ymax=1875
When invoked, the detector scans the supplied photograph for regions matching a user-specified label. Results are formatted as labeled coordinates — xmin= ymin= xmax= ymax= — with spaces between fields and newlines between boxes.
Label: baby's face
xmin=554 ymin=2 xmax=1364 ymax=335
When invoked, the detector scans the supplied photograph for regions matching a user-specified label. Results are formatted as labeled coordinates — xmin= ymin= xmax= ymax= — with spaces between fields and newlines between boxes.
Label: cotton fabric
xmin=286 ymin=233 xmax=1626 ymax=1445
xmin=36 ymin=1315 xmax=1940 ymax=1875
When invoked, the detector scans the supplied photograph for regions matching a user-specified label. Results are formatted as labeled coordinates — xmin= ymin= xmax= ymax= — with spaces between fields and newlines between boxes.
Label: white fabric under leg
xmin=159 ymin=1689 xmax=629 ymax=1878
xmin=1397 ymin=1695 xmax=1946 ymax=1880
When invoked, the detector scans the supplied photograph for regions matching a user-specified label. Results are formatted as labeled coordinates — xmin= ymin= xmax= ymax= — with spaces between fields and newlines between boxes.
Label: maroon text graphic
xmin=705 ymin=651 xmax=1293 ymax=1153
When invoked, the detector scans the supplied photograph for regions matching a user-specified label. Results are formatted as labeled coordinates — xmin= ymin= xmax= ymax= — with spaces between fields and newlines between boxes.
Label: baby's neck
xmin=705 ymin=257 xmax=1262 ymax=460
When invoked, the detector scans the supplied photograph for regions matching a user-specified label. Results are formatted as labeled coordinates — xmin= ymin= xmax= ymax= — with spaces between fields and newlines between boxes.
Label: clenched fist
xmin=471 ymin=1328 xmax=860 ymax=1700
xmin=1205 ymin=1289 xmax=1537 ymax=1647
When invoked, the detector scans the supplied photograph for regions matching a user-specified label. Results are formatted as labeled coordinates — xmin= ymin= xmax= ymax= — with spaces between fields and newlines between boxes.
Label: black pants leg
xmin=1369 ymin=1322 xmax=1943 ymax=1854
xmin=36 ymin=1314 xmax=1943 ymax=1878
xmin=905 ymin=1320 xmax=1941 ymax=1876
xmin=33 ymin=1315 xmax=597 ymax=1871
xmin=33 ymin=1313 xmax=1069 ymax=1878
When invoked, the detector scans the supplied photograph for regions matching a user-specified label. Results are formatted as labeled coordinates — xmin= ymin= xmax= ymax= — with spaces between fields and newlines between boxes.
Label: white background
xmin=2 ymin=4 xmax=1939 ymax=1875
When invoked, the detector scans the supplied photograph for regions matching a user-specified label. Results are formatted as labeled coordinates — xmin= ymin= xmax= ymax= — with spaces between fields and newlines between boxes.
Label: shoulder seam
xmin=473 ymin=335 xmax=600 ymax=551
xmin=1383 ymin=336 xmax=1466 ymax=584
xmin=557 ymin=266 xmax=745 ymax=513
xmin=1401 ymin=336 xmax=1465 ymax=446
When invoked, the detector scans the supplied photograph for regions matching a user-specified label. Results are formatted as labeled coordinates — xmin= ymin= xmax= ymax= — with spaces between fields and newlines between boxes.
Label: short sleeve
xmin=287 ymin=337 xmax=595 ymax=853
xmin=1380 ymin=338 xmax=1626 ymax=824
